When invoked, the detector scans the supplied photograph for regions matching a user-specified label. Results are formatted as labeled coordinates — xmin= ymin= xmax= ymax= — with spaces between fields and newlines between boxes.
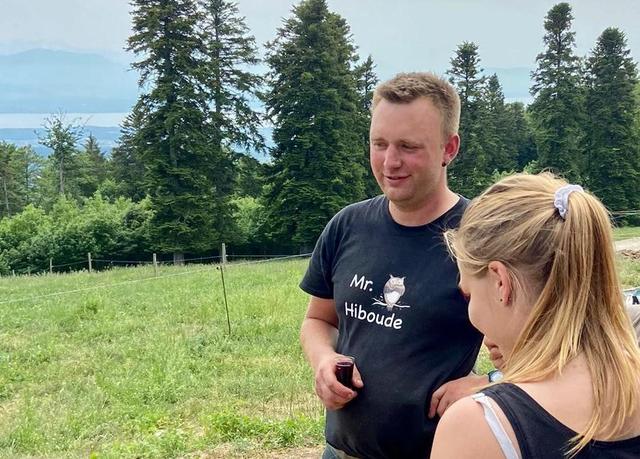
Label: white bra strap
xmin=472 ymin=392 xmax=520 ymax=459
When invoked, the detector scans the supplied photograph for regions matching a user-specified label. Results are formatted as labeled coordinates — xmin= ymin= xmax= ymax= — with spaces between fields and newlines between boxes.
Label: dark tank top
xmin=482 ymin=383 xmax=640 ymax=458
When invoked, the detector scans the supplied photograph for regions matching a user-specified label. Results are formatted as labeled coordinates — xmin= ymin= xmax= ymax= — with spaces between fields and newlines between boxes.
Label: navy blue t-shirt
xmin=300 ymin=195 xmax=482 ymax=459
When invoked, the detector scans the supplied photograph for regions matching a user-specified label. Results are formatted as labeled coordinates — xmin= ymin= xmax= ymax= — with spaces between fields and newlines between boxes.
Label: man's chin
xmin=386 ymin=194 xmax=419 ymax=210
xmin=383 ymin=189 xmax=411 ymax=203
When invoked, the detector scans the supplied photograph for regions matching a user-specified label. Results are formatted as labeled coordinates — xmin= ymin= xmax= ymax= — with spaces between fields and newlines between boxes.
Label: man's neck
xmin=388 ymin=189 xmax=460 ymax=227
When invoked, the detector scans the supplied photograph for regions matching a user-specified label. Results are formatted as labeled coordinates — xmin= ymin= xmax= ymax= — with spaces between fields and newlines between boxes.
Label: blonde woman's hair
xmin=445 ymin=172 xmax=640 ymax=456
xmin=371 ymin=72 xmax=460 ymax=138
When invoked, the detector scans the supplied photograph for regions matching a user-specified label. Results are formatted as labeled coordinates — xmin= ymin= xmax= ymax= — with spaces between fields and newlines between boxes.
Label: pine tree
xmin=200 ymin=0 xmax=265 ymax=152
xmin=484 ymin=74 xmax=517 ymax=173
xmin=232 ymin=152 xmax=265 ymax=198
xmin=198 ymin=0 xmax=266 ymax=249
xmin=83 ymin=134 xmax=106 ymax=176
xmin=110 ymin=106 xmax=147 ymax=201
xmin=38 ymin=114 xmax=82 ymax=195
xmin=128 ymin=0 xmax=232 ymax=262
xmin=354 ymin=55 xmax=379 ymax=198
xmin=264 ymin=0 xmax=366 ymax=250
xmin=0 ymin=142 xmax=25 ymax=217
xmin=447 ymin=41 xmax=490 ymax=197
xmin=530 ymin=2 xmax=584 ymax=181
xmin=15 ymin=145 xmax=41 ymax=208
xmin=74 ymin=133 xmax=108 ymax=198
xmin=504 ymin=102 xmax=537 ymax=170
xmin=584 ymin=27 xmax=639 ymax=212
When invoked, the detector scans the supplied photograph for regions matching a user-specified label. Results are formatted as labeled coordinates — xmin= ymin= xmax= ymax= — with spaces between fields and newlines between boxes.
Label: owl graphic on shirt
xmin=372 ymin=274 xmax=410 ymax=311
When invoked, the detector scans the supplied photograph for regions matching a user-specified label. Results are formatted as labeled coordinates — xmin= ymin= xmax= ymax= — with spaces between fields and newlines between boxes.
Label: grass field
xmin=613 ymin=226 xmax=640 ymax=241
xmin=0 ymin=259 xmax=322 ymax=458
xmin=0 ymin=252 xmax=638 ymax=458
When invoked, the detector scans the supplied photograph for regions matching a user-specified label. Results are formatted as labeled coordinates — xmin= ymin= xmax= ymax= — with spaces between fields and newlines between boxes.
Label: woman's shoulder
xmin=432 ymin=395 xmax=518 ymax=459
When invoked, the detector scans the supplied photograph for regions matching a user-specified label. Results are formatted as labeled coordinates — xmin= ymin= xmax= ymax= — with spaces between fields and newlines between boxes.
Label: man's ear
xmin=488 ymin=261 xmax=512 ymax=305
xmin=443 ymin=133 xmax=460 ymax=165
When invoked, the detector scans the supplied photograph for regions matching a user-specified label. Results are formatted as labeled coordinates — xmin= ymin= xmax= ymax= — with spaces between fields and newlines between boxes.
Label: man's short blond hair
xmin=372 ymin=72 xmax=461 ymax=137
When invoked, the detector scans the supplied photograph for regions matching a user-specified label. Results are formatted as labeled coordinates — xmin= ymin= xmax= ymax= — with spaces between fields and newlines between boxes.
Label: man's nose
xmin=384 ymin=145 xmax=401 ymax=169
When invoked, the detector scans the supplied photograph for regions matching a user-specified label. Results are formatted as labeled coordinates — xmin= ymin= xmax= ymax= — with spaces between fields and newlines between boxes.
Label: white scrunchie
xmin=554 ymin=184 xmax=584 ymax=219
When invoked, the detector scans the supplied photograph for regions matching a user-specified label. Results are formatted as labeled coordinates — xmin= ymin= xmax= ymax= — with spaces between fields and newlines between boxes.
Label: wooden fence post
xmin=221 ymin=243 xmax=227 ymax=265
xmin=88 ymin=252 xmax=93 ymax=273
xmin=153 ymin=253 xmax=158 ymax=277
xmin=49 ymin=258 xmax=53 ymax=274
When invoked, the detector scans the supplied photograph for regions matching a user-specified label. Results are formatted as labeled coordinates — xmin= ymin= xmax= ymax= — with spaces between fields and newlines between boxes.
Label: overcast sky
xmin=1 ymin=0 xmax=639 ymax=79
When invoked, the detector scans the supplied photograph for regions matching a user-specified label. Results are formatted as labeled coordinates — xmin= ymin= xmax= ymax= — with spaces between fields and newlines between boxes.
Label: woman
xmin=431 ymin=173 xmax=640 ymax=458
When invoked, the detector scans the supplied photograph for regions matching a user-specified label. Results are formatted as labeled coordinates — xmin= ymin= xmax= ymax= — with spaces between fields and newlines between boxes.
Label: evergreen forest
xmin=0 ymin=1 xmax=638 ymax=274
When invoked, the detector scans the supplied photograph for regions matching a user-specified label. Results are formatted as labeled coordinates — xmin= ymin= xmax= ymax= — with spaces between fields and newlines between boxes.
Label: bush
xmin=0 ymin=194 xmax=154 ymax=273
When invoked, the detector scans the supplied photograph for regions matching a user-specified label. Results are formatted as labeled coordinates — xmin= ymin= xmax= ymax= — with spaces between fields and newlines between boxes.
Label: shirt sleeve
xmin=299 ymin=213 xmax=340 ymax=299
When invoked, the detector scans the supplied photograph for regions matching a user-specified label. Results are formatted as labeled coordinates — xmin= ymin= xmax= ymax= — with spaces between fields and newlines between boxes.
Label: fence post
xmin=221 ymin=242 xmax=227 ymax=265
xmin=218 ymin=265 xmax=231 ymax=335
xmin=49 ymin=258 xmax=53 ymax=274
xmin=11 ymin=269 xmax=15 ymax=277
xmin=153 ymin=253 xmax=158 ymax=277
xmin=88 ymin=252 xmax=93 ymax=273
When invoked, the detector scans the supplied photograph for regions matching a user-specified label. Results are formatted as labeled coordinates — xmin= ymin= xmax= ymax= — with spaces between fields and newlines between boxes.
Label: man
xmin=299 ymin=72 xmax=484 ymax=459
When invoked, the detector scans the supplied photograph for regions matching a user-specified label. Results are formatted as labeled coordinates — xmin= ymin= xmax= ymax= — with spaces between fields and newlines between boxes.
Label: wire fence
xmin=0 ymin=252 xmax=312 ymax=308
xmin=5 ymin=245 xmax=314 ymax=277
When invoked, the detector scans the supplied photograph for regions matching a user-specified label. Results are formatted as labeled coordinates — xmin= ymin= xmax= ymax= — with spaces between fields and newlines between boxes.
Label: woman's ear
xmin=488 ymin=261 xmax=512 ymax=305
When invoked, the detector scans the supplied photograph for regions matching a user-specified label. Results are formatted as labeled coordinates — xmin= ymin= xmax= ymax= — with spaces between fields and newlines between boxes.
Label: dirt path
xmin=616 ymin=237 xmax=640 ymax=252
xmin=182 ymin=445 xmax=324 ymax=459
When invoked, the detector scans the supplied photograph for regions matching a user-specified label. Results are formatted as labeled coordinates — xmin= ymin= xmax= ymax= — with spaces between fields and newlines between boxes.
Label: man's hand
xmin=484 ymin=338 xmax=505 ymax=370
xmin=314 ymin=354 xmax=364 ymax=410
xmin=428 ymin=373 xmax=487 ymax=418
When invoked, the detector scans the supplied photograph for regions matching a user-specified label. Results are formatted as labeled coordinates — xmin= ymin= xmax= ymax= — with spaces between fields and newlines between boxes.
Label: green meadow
xmin=0 ymin=245 xmax=638 ymax=458
xmin=613 ymin=225 xmax=640 ymax=241
xmin=0 ymin=259 xmax=322 ymax=458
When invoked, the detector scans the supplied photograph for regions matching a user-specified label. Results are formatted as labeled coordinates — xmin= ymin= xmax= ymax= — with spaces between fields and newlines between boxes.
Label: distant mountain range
xmin=0 ymin=49 xmax=534 ymax=157
xmin=0 ymin=49 xmax=139 ymax=113
xmin=0 ymin=49 xmax=535 ymax=114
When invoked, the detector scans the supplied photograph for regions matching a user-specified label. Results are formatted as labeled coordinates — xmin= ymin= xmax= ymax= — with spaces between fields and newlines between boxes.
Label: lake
xmin=0 ymin=112 xmax=271 ymax=160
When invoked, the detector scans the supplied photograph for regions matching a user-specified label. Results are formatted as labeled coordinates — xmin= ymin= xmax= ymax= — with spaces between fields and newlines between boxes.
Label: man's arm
xmin=300 ymin=295 xmax=363 ymax=410
xmin=428 ymin=373 xmax=487 ymax=418
xmin=429 ymin=337 xmax=505 ymax=418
